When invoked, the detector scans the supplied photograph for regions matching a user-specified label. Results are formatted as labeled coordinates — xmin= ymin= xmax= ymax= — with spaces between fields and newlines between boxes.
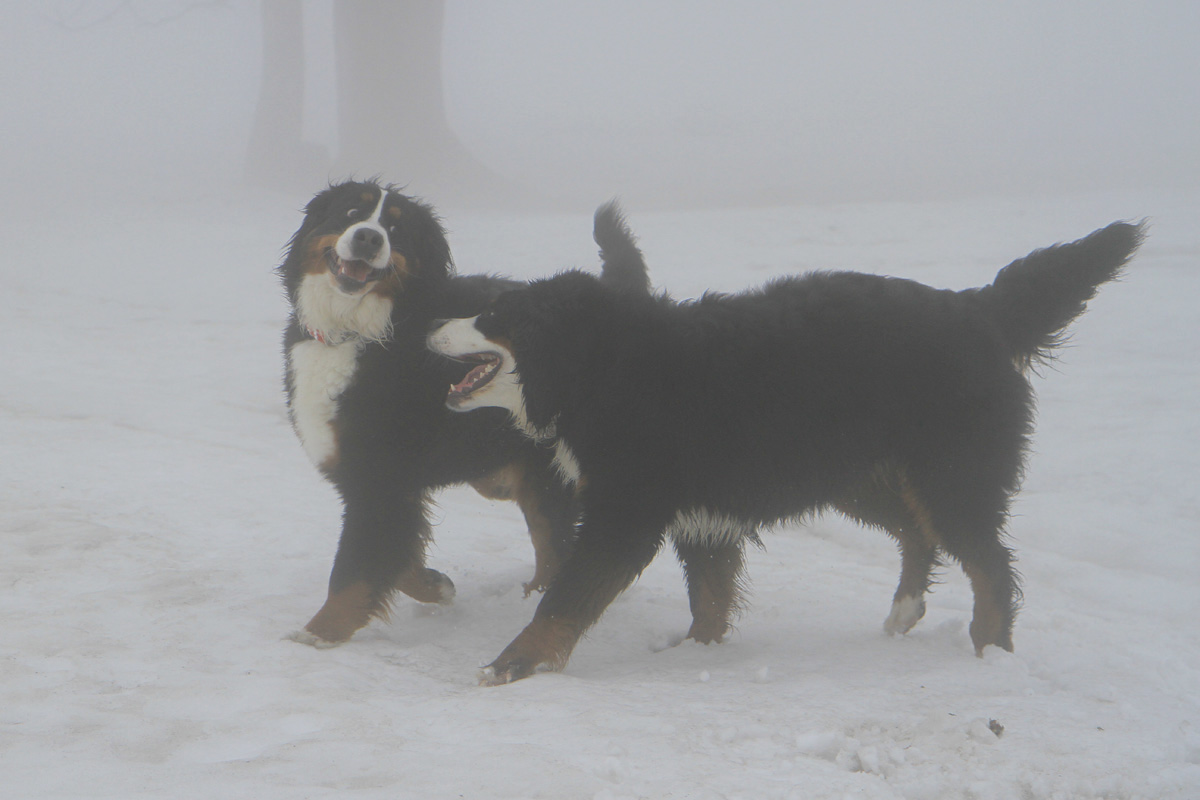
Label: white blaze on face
xmin=427 ymin=316 xmax=528 ymax=422
xmin=335 ymin=190 xmax=393 ymax=270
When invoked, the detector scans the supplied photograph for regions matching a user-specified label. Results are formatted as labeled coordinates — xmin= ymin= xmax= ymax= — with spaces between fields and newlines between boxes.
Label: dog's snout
xmin=352 ymin=226 xmax=385 ymax=255
xmin=426 ymin=325 xmax=447 ymax=353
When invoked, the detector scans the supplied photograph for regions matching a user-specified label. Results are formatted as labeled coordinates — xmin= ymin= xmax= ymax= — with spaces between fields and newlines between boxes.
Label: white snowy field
xmin=1 ymin=188 xmax=1197 ymax=800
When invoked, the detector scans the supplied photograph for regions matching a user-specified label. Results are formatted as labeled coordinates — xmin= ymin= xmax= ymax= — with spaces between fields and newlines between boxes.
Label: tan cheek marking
xmin=304 ymin=234 xmax=339 ymax=275
xmin=368 ymin=253 xmax=408 ymax=299
xmin=391 ymin=253 xmax=409 ymax=277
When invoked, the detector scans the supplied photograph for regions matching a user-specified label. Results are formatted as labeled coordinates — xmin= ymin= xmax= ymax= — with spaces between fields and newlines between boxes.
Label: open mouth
xmin=326 ymin=250 xmax=389 ymax=291
xmin=447 ymin=351 xmax=503 ymax=403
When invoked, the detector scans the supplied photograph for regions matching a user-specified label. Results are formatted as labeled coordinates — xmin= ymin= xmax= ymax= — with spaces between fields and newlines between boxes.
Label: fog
xmin=5 ymin=6 xmax=1200 ymax=795
xmin=3 ymin=1 xmax=1198 ymax=209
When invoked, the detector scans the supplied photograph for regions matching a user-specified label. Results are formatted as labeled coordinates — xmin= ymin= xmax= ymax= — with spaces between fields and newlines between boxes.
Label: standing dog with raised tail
xmin=428 ymin=218 xmax=1144 ymax=684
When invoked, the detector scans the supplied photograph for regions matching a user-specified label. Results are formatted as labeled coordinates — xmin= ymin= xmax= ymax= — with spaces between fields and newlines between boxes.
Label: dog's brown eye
xmin=346 ymin=208 xmax=360 ymax=219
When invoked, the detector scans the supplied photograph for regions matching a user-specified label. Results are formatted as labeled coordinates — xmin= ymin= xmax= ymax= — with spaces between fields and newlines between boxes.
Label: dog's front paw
xmin=478 ymin=617 xmax=579 ymax=685
xmin=284 ymin=629 xmax=343 ymax=649
xmin=478 ymin=657 xmax=536 ymax=686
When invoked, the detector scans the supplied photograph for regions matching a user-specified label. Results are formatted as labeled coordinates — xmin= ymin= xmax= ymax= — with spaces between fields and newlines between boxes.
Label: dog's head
xmin=280 ymin=181 xmax=453 ymax=338
xmin=426 ymin=271 xmax=619 ymax=436
xmin=426 ymin=199 xmax=653 ymax=433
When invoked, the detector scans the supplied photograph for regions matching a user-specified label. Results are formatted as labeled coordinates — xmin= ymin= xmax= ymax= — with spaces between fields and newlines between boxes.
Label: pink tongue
xmin=452 ymin=363 xmax=489 ymax=394
xmin=339 ymin=259 xmax=374 ymax=282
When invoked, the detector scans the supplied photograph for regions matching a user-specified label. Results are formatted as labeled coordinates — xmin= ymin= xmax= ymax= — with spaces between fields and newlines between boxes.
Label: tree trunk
xmin=333 ymin=0 xmax=518 ymax=206
xmin=245 ymin=0 xmax=330 ymax=191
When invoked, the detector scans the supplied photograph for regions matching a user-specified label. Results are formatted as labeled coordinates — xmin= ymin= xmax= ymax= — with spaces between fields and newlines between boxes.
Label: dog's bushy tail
xmin=974 ymin=221 xmax=1145 ymax=367
xmin=594 ymin=200 xmax=651 ymax=294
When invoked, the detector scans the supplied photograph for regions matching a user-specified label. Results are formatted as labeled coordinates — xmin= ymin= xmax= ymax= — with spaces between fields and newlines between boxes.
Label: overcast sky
xmin=4 ymin=0 xmax=1198 ymax=209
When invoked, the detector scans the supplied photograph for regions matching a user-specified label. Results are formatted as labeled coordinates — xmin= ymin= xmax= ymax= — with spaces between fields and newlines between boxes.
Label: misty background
xmin=3 ymin=5 xmax=1199 ymax=794
xmin=3 ymin=0 xmax=1198 ymax=213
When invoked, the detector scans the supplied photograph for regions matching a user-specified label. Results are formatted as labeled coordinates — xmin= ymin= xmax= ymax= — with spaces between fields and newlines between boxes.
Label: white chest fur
xmin=288 ymin=338 xmax=361 ymax=469
xmin=287 ymin=271 xmax=395 ymax=470
xmin=296 ymin=272 xmax=393 ymax=344
xmin=552 ymin=440 xmax=583 ymax=487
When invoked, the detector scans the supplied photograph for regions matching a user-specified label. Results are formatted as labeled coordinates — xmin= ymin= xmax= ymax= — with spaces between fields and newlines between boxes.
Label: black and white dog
xmin=279 ymin=180 xmax=646 ymax=646
xmin=428 ymin=219 xmax=1144 ymax=684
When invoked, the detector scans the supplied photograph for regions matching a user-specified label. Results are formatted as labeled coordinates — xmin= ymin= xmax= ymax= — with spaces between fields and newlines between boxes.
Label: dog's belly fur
xmin=288 ymin=338 xmax=360 ymax=470
xmin=664 ymin=508 xmax=759 ymax=547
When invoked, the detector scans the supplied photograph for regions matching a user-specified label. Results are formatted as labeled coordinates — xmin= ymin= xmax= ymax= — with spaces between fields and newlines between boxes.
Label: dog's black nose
xmin=352 ymin=227 xmax=385 ymax=255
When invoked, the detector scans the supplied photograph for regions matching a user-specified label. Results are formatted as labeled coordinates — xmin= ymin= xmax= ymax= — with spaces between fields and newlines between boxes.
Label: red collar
xmin=305 ymin=325 xmax=354 ymax=346
xmin=306 ymin=325 xmax=332 ymax=345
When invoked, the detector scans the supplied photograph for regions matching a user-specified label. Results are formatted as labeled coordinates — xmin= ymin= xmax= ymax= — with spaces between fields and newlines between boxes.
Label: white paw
xmin=883 ymin=595 xmax=926 ymax=636
xmin=434 ymin=577 xmax=456 ymax=605
xmin=284 ymin=629 xmax=343 ymax=649
xmin=477 ymin=664 xmax=527 ymax=686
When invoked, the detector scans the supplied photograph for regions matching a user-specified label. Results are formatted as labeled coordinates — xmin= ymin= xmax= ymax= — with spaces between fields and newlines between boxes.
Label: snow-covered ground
xmin=2 ymin=188 xmax=1197 ymax=799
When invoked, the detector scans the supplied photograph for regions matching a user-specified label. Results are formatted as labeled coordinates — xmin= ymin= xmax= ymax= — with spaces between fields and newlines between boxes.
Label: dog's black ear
xmin=279 ymin=185 xmax=340 ymax=281
xmin=401 ymin=198 xmax=454 ymax=278
xmin=298 ymin=184 xmax=342 ymax=229
xmin=283 ymin=183 xmax=345 ymax=253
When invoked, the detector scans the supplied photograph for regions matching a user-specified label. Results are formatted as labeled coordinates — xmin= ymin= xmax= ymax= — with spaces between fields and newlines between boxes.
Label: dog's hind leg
xmin=883 ymin=534 xmax=939 ymax=636
xmin=908 ymin=476 xmax=1020 ymax=656
xmin=673 ymin=537 xmax=748 ymax=644
xmin=943 ymin=527 xmax=1019 ymax=656
xmin=514 ymin=471 xmax=578 ymax=596
xmin=837 ymin=470 xmax=940 ymax=637
xmin=470 ymin=457 xmax=579 ymax=596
